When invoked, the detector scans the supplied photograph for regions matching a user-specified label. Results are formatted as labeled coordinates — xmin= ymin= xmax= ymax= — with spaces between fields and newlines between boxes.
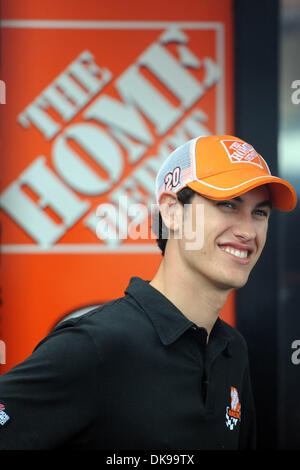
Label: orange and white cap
xmin=156 ymin=135 xmax=297 ymax=211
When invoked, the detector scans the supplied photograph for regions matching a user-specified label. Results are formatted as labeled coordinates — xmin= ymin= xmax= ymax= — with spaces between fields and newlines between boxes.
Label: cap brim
xmin=186 ymin=169 xmax=297 ymax=212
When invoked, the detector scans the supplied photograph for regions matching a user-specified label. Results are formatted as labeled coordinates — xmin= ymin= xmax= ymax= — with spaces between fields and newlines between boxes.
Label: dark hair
xmin=154 ymin=187 xmax=197 ymax=255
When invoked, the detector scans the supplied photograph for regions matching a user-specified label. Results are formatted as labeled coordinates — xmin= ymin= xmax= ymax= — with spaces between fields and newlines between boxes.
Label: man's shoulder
xmin=50 ymin=295 xmax=135 ymax=333
xmin=52 ymin=276 xmax=150 ymax=334
xmin=54 ymin=296 xmax=128 ymax=329
xmin=26 ymin=295 xmax=138 ymax=368
xmin=41 ymin=291 xmax=150 ymax=356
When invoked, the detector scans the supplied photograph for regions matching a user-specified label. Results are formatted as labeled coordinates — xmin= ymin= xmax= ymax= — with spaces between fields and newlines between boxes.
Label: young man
xmin=0 ymin=135 xmax=296 ymax=450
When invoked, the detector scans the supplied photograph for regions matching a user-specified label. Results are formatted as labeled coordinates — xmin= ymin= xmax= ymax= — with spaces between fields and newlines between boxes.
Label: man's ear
xmin=159 ymin=192 xmax=183 ymax=233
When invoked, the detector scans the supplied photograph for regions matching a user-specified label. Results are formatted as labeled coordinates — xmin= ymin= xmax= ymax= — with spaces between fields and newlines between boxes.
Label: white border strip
xmin=0 ymin=20 xmax=223 ymax=29
xmin=1 ymin=243 xmax=160 ymax=254
xmin=216 ymin=23 xmax=225 ymax=134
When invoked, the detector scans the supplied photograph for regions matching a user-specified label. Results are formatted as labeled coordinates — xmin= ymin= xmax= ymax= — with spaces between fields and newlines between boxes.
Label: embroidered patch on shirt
xmin=0 ymin=403 xmax=10 ymax=426
xmin=225 ymin=386 xmax=241 ymax=430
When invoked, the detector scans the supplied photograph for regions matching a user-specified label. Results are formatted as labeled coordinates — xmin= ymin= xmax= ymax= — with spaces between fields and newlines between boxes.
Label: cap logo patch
xmin=221 ymin=140 xmax=264 ymax=169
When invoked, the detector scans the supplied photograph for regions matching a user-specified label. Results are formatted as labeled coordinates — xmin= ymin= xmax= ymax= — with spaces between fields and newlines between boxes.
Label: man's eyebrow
xmin=233 ymin=196 xmax=272 ymax=210
xmin=255 ymin=200 xmax=272 ymax=210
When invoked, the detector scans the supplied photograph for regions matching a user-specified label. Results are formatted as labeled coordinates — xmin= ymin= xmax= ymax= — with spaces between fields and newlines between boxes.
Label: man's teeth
xmin=223 ymin=247 xmax=248 ymax=259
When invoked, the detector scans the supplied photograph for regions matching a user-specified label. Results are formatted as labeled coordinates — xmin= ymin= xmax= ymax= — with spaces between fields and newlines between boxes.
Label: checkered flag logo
xmin=225 ymin=386 xmax=241 ymax=431
xmin=0 ymin=410 xmax=10 ymax=426
xmin=225 ymin=406 xmax=238 ymax=431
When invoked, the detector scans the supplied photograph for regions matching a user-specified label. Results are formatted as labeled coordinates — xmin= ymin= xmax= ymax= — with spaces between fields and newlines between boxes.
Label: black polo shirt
xmin=0 ymin=277 xmax=256 ymax=450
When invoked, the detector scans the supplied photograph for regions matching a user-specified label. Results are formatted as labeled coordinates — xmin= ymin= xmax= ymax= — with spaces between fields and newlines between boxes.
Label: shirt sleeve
xmin=0 ymin=323 xmax=101 ymax=449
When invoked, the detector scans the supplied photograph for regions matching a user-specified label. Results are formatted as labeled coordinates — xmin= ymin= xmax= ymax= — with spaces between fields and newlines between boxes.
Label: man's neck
xmin=150 ymin=257 xmax=231 ymax=338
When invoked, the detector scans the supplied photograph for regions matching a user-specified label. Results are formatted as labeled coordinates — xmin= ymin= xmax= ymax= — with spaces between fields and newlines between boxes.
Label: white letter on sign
xmin=53 ymin=123 xmax=123 ymax=195
xmin=139 ymin=42 xmax=203 ymax=109
xmin=116 ymin=65 xmax=181 ymax=136
xmin=0 ymin=157 xmax=89 ymax=247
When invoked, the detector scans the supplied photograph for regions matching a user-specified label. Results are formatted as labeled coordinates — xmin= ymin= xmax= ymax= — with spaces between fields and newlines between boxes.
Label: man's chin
xmin=216 ymin=274 xmax=250 ymax=291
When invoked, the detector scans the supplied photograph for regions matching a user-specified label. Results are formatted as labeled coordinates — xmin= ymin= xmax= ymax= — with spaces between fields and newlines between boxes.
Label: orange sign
xmin=0 ymin=0 xmax=234 ymax=373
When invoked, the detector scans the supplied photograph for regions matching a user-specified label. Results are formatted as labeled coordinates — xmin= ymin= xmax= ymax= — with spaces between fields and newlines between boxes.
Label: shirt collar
xmin=125 ymin=277 xmax=234 ymax=347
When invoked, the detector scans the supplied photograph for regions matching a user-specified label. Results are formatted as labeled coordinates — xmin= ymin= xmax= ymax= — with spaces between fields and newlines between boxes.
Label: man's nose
xmin=232 ymin=215 xmax=256 ymax=242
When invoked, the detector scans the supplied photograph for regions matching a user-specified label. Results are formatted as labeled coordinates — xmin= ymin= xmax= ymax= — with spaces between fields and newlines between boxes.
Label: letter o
xmin=53 ymin=123 xmax=123 ymax=195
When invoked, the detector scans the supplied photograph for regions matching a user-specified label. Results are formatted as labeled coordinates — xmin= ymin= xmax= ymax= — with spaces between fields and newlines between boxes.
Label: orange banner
xmin=0 ymin=0 xmax=234 ymax=373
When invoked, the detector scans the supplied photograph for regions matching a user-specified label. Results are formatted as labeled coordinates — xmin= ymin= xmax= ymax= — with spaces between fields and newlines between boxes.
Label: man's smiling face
xmin=177 ymin=185 xmax=272 ymax=290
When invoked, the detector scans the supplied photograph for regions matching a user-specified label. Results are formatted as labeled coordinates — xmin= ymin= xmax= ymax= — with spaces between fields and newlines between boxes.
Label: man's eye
xmin=254 ymin=209 xmax=268 ymax=218
xmin=216 ymin=201 xmax=235 ymax=209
